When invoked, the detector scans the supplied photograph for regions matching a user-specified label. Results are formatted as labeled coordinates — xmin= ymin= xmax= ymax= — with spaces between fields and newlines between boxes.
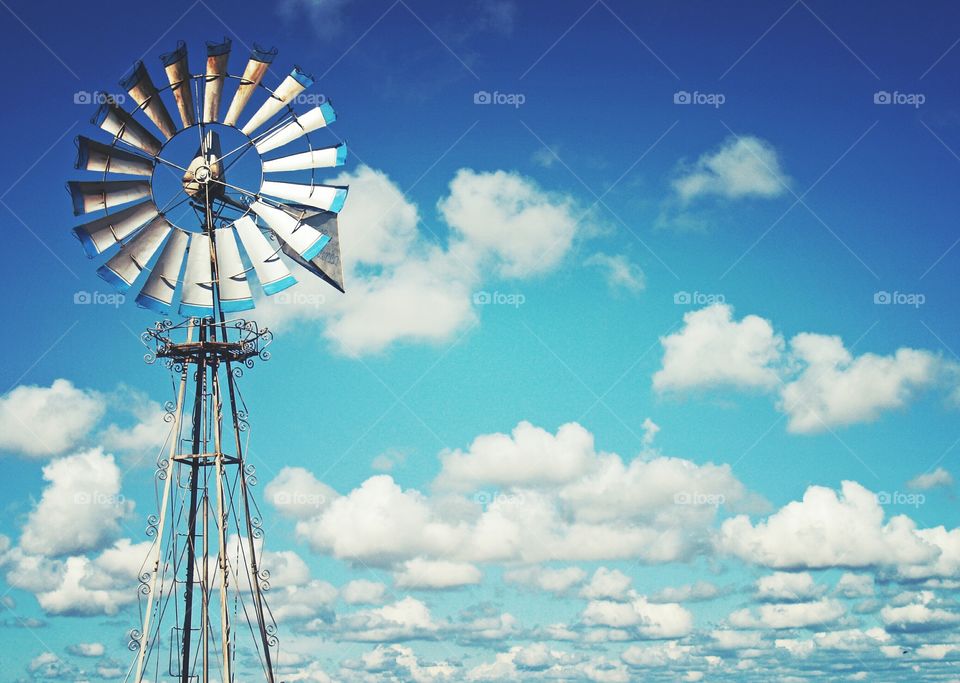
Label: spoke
xmin=154 ymin=155 xmax=191 ymax=174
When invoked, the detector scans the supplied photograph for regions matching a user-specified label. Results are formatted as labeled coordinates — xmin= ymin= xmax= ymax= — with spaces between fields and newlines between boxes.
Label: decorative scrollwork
xmin=145 ymin=514 xmax=160 ymax=537
xmin=244 ymin=464 xmax=258 ymax=487
xmin=155 ymin=458 xmax=169 ymax=481
xmin=251 ymin=516 xmax=264 ymax=539
xmin=127 ymin=629 xmax=143 ymax=651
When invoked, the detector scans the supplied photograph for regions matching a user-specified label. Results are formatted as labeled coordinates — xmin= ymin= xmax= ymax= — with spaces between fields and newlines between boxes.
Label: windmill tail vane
xmin=67 ymin=38 xmax=348 ymax=682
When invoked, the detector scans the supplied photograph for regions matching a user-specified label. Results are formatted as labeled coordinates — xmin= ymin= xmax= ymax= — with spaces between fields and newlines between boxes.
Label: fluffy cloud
xmin=780 ymin=333 xmax=939 ymax=433
xmin=0 ymin=379 xmax=104 ymax=457
xmin=283 ymin=421 xmax=754 ymax=567
xmin=581 ymin=596 xmax=694 ymax=638
xmin=718 ymin=481 xmax=958 ymax=578
xmin=580 ymin=568 xmax=633 ymax=601
xmin=435 ymin=421 xmax=597 ymax=491
xmin=20 ymin=449 xmax=132 ymax=556
xmin=503 ymin=565 xmax=587 ymax=594
xmin=98 ymin=388 xmax=169 ymax=454
xmin=265 ymin=466 xmax=339 ymax=519
xmin=655 ymin=304 xmax=950 ymax=433
xmin=341 ymin=579 xmax=388 ymax=605
xmin=671 ymin=136 xmax=788 ymax=203
xmin=394 ymin=558 xmax=482 ymax=589
xmin=881 ymin=592 xmax=960 ymax=633
xmin=729 ymin=598 xmax=845 ymax=629
xmin=755 ymin=572 xmax=826 ymax=602
xmin=256 ymin=165 xmax=591 ymax=356
xmin=654 ymin=304 xmax=783 ymax=392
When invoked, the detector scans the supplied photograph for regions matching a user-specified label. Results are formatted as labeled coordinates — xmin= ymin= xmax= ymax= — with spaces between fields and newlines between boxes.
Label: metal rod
xmin=133 ymin=321 xmax=194 ymax=682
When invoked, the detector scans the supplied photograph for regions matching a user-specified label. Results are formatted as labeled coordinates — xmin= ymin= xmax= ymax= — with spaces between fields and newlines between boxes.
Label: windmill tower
xmin=67 ymin=39 xmax=348 ymax=682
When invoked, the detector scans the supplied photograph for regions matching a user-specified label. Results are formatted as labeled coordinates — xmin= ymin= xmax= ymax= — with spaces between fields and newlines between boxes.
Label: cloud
xmin=653 ymin=304 xmax=783 ymax=392
xmin=265 ymin=466 xmax=339 ymax=519
xmin=585 ymin=253 xmax=645 ymax=293
xmin=729 ymin=598 xmax=845 ymax=629
xmin=394 ymin=558 xmax=482 ymax=589
xmin=581 ymin=596 xmax=694 ymax=638
xmin=580 ymin=568 xmax=633 ymax=601
xmin=655 ymin=304 xmax=951 ymax=433
xmin=256 ymin=166 xmax=590 ymax=356
xmin=755 ymin=572 xmax=826 ymax=602
xmin=780 ymin=333 xmax=940 ymax=434
xmin=671 ymin=136 xmax=788 ymax=203
xmin=20 ymin=449 xmax=132 ymax=556
xmin=503 ymin=565 xmax=587 ymax=594
xmin=835 ymin=573 xmax=875 ymax=598
xmin=98 ymin=388 xmax=169 ymax=454
xmin=718 ymin=480 xmax=956 ymax=577
xmin=341 ymin=579 xmax=388 ymax=605
xmin=283 ymin=421 xmax=755 ymax=567
xmin=437 ymin=168 xmax=580 ymax=278
xmin=650 ymin=581 xmax=721 ymax=604
xmin=435 ymin=421 xmax=597 ymax=491
xmin=0 ymin=379 xmax=104 ymax=457
xmin=66 ymin=642 xmax=105 ymax=657
xmin=907 ymin=467 xmax=954 ymax=491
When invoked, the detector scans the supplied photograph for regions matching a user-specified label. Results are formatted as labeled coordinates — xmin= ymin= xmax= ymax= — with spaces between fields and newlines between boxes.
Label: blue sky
xmin=3 ymin=0 xmax=960 ymax=680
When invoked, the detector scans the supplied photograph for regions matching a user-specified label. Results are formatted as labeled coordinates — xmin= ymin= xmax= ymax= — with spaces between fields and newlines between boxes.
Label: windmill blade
xmin=240 ymin=67 xmax=314 ymax=136
xmin=203 ymin=38 xmax=231 ymax=123
xmin=279 ymin=209 xmax=344 ymax=293
xmin=215 ymin=228 xmax=254 ymax=311
xmin=259 ymin=181 xmax=347 ymax=213
xmin=72 ymin=200 xmax=158 ymax=258
xmin=93 ymin=103 xmax=162 ymax=156
xmin=120 ymin=61 xmax=177 ymax=139
xmin=75 ymin=136 xmax=153 ymax=176
xmin=223 ymin=45 xmax=277 ymax=126
xmin=97 ymin=215 xmax=171 ymax=291
xmin=136 ymin=229 xmax=188 ymax=312
xmin=180 ymin=233 xmax=214 ymax=315
xmin=254 ymin=103 xmax=335 ymax=154
xmin=68 ymin=180 xmax=151 ymax=215
xmin=262 ymin=143 xmax=346 ymax=173
xmin=249 ymin=201 xmax=332 ymax=261
xmin=233 ymin=215 xmax=296 ymax=295
xmin=161 ymin=41 xmax=195 ymax=128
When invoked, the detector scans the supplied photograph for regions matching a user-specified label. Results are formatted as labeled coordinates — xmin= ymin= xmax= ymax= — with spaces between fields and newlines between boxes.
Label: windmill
xmin=67 ymin=38 xmax=348 ymax=682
